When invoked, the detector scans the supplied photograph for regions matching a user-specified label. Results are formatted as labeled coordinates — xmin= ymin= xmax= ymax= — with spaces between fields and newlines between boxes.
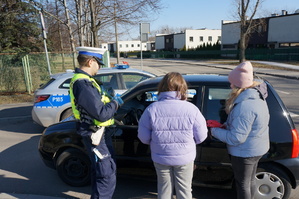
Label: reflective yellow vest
xmin=69 ymin=73 xmax=114 ymax=126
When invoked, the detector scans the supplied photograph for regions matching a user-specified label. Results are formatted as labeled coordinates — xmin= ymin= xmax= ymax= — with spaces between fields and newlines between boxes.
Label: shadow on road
xmin=0 ymin=127 xmax=90 ymax=198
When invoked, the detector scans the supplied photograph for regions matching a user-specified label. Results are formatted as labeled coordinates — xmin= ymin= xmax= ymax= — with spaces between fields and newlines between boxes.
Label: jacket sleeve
xmin=211 ymin=104 xmax=255 ymax=146
xmin=193 ymin=111 xmax=208 ymax=144
xmin=73 ymin=79 xmax=118 ymax=122
xmin=137 ymin=108 xmax=152 ymax=145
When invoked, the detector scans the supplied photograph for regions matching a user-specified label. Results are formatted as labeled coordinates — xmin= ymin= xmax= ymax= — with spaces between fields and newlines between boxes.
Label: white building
xmin=99 ymin=40 xmax=148 ymax=52
xmin=155 ymin=29 xmax=221 ymax=51
xmin=220 ymin=21 xmax=239 ymax=49
xmin=268 ymin=13 xmax=299 ymax=48
xmin=221 ymin=10 xmax=299 ymax=49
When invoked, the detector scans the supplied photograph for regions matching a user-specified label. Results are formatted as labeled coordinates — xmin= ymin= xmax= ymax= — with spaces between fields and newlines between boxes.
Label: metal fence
xmin=0 ymin=53 xmax=75 ymax=94
xmin=125 ymin=48 xmax=299 ymax=61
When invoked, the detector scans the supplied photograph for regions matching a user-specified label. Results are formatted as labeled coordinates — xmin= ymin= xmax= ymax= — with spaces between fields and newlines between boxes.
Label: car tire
xmin=60 ymin=108 xmax=73 ymax=121
xmin=255 ymin=164 xmax=292 ymax=199
xmin=56 ymin=148 xmax=90 ymax=187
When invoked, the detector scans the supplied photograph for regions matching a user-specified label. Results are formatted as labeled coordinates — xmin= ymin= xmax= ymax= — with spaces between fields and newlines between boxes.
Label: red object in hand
xmin=206 ymin=120 xmax=223 ymax=128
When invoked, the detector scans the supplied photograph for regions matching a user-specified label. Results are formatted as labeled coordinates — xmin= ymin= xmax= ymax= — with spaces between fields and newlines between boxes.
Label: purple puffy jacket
xmin=138 ymin=91 xmax=208 ymax=166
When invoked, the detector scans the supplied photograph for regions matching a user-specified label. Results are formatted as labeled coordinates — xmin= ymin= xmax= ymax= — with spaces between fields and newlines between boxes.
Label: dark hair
xmin=77 ymin=54 xmax=103 ymax=68
xmin=77 ymin=54 xmax=92 ymax=67
xmin=158 ymin=72 xmax=188 ymax=100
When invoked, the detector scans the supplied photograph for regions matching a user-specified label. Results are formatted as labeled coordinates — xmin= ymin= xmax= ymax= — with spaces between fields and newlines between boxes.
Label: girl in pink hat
xmin=211 ymin=61 xmax=270 ymax=199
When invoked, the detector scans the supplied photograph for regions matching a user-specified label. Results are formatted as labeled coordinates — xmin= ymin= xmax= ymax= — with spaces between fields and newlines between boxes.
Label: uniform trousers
xmin=82 ymin=131 xmax=116 ymax=199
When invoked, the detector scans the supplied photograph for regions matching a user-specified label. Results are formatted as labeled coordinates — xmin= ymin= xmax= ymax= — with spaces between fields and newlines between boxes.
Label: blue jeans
xmin=231 ymin=155 xmax=262 ymax=199
xmin=154 ymin=161 xmax=194 ymax=199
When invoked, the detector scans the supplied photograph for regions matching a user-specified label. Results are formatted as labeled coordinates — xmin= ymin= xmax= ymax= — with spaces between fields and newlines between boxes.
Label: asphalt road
xmin=1 ymin=59 xmax=299 ymax=199
xmin=0 ymin=105 xmax=236 ymax=199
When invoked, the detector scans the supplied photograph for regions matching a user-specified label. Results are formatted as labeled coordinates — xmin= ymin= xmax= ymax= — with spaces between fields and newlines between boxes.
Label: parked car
xmin=38 ymin=74 xmax=299 ymax=199
xmin=31 ymin=65 xmax=156 ymax=127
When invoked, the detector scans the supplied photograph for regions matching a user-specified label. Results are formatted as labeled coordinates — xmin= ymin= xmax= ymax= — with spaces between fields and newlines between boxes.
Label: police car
xmin=31 ymin=65 xmax=156 ymax=127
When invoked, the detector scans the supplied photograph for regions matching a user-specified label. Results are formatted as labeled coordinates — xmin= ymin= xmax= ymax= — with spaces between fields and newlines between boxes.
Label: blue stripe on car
xmin=34 ymin=94 xmax=70 ymax=108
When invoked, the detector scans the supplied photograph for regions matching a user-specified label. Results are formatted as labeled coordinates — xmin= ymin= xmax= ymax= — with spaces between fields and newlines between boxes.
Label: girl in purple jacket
xmin=138 ymin=72 xmax=208 ymax=199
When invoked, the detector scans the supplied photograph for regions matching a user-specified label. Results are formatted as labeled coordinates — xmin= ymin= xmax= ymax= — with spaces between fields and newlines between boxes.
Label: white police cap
xmin=76 ymin=46 xmax=106 ymax=65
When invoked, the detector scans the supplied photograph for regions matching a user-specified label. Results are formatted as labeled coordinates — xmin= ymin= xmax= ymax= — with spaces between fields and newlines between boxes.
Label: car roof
xmin=50 ymin=67 xmax=156 ymax=79
xmin=137 ymin=74 xmax=229 ymax=87
xmin=121 ymin=74 xmax=230 ymax=99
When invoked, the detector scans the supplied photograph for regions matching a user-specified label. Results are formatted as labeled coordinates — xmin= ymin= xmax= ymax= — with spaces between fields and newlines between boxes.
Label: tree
xmin=86 ymin=0 xmax=162 ymax=47
xmin=235 ymin=0 xmax=264 ymax=62
xmin=1 ymin=0 xmax=162 ymax=53
xmin=0 ymin=0 xmax=42 ymax=53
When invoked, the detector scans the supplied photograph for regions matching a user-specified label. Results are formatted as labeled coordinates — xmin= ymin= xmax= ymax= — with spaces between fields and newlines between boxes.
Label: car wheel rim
xmin=255 ymin=171 xmax=284 ymax=199
xmin=64 ymin=157 xmax=87 ymax=178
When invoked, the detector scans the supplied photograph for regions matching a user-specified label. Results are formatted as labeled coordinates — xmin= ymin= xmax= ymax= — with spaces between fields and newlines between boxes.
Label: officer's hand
xmin=113 ymin=96 xmax=124 ymax=107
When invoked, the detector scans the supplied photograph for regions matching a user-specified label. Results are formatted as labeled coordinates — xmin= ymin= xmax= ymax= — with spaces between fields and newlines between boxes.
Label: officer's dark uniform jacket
xmin=70 ymin=68 xmax=118 ymax=157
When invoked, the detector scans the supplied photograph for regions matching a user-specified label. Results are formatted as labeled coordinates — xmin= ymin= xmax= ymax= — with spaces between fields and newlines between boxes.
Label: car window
xmin=143 ymin=89 xmax=197 ymax=102
xmin=40 ymin=78 xmax=56 ymax=89
xmin=266 ymin=85 xmax=294 ymax=143
xmin=203 ymin=87 xmax=230 ymax=123
xmin=59 ymin=78 xmax=71 ymax=89
xmin=58 ymin=74 xmax=119 ymax=90
xmin=122 ymin=73 xmax=152 ymax=89
xmin=117 ymin=88 xmax=198 ymax=125
xmin=94 ymin=74 xmax=119 ymax=90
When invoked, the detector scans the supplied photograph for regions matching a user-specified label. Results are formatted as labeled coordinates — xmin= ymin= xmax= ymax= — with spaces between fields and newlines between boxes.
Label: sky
xmin=124 ymin=0 xmax=299 ymax=39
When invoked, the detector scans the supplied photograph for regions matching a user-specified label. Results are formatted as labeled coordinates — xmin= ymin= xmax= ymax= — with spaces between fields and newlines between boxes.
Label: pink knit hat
xmin=228 ymin=61 xmax=253 ymax=88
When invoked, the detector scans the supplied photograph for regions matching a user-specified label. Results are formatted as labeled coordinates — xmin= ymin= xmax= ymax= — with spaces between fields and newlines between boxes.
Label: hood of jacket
xmin=158 ymin=91 xmax=181 ymax=101
xmin=234 ymin=81 xmax=268 ymax=104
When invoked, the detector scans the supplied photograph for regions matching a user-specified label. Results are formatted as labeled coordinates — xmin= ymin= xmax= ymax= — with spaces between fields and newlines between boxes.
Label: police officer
xmin=69 ymin=47 xmax=123 ymax=199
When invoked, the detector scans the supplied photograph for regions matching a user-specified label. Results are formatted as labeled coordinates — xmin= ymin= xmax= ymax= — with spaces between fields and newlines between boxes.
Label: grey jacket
xmin=211 ymin=82 xmax=270 ymax=157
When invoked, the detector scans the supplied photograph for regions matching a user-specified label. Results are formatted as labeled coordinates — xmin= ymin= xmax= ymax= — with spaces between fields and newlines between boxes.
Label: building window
xmin=126 ymin=44 xmax=129 ymax=48
xmin=189 ymin=37 xmax=193 ymax=42
xmin=99 ymin=45 xmax=102 ymax=48
xmin=280 ymin=43 xmax=299 ymax=48
xmin=119 ymin=44 xmax=122 ymax=48
xmin=218 ymin=36 xmax=221 ymax=41
xmin=137 ymin=44 xmax=140 ymax=47
xmin=200 ymin=36 xmax=203 ymax=42
xmin=208 ymin=36 xmax=212 ymax=41
xmin=166 ymin=38 xmax=169 ymax=43
xmin=290 ymin=43 xmax=299 ymax=47
xmin=131 ymin=44 xmax=134 ymax=47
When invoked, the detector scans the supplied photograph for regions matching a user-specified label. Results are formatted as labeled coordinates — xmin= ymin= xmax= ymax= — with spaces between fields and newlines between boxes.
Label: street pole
xmin=39 ymin=11 xmax=52 ymax=75
xmin=114 ymin=3 xmax=120 ymax=64
xmin=140 ymin=23 xmax=150 ymax=70
xmin=140 ymin=23 xmax=143 ymax=70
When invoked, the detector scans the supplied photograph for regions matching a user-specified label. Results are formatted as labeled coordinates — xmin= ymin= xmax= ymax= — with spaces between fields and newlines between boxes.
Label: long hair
xmin=225 ymin=81 xmax=261 ymax=114
xmin=158 ymin=72 xmax=188 ymax=100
